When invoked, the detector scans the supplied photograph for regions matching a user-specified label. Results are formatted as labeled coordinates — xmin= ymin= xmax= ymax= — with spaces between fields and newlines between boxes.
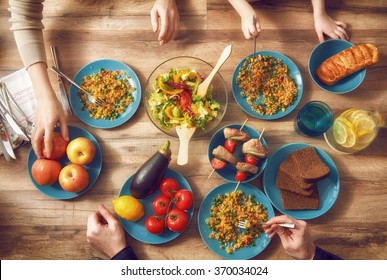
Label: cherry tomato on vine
xmin=174 ymin=189 xmax=193 ymax=211
xmin=145 ymin=215 xmax=165 ymax=235
xmin=166 ymin=208 xmax=189 ymax=232
xmin=245 ymin=154 xmax=258 ymax=165
xmin=160 ymin=178 xmax=179 ymax=198
xmin=211 ymin=158 xmax=226 ymax=170
xmin=152 ymin=195 xmax=171 ymax=215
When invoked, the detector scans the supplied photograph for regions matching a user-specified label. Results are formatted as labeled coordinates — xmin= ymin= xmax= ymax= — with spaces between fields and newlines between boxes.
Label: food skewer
xmin=259 ymin=127 xmax=265 ymax=140
xmin=207 ymin=120 xmax=249 ymax=181
xmin=233 ymin=181 xmax=241 ymax=192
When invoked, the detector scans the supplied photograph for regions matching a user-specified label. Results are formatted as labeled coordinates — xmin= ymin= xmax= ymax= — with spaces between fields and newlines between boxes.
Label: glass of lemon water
xmin=324 ymin=97 xmax=387 ymax=154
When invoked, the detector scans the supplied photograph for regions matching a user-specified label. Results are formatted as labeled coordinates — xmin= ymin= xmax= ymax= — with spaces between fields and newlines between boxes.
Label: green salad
xmin=148 ymin=68 xmax=220 ymax=130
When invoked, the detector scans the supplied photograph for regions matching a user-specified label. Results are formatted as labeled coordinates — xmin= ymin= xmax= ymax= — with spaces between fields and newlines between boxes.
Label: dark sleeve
xmin=111 ymin=246 xmax=138 ymax=260
xmin=313 ymin=246 xmax=342 ymax=260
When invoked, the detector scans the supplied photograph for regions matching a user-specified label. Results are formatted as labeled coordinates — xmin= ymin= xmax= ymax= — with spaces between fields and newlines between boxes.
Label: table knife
xmin=0 ymin=117 xmax=16 ymax=161
xmin=0 ymin=101 xmax=29 ymax=141
xmin=50 ymin=46 xmax=72 ymax=115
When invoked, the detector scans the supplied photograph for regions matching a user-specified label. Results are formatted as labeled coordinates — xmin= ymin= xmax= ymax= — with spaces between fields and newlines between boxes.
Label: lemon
xmin=112 ymin=196 xmax=144 ymax=222
xmin=332 ymin=117 xmax=357 ymax=148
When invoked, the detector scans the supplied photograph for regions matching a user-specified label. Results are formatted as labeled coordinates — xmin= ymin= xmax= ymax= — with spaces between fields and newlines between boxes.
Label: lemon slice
xmin=333 ymin=117 xmax=357 ymax=148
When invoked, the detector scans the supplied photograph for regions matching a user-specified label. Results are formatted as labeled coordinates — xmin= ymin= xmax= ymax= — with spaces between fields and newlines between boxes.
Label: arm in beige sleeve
xmin=228 ymin=0 xmax=260 ymax=39
xmin=9 ymin=0 xmax=47 ymax=67
xmin=8 ymin=0 xmax=68 ymax=158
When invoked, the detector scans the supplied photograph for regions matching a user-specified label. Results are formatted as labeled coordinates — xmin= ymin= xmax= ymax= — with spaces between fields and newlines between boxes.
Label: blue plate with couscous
xmin=198 ymin=182 xmax=274 ymax=260
xmin=69 ymin=59 xmax=141 ymax=129
xmin=232 ymin=51 xmax=303 ymax=120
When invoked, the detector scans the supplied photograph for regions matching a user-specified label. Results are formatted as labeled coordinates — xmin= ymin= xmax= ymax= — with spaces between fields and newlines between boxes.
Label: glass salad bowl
xmin=144 ymin=56 xmax=228 ymax=138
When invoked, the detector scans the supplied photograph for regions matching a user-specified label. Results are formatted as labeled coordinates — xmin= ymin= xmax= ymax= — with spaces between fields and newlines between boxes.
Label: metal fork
xmin=238 ymin=220 xmax=295 ymax=229
xmin=50 ymin=66 xmax=106 ymax=107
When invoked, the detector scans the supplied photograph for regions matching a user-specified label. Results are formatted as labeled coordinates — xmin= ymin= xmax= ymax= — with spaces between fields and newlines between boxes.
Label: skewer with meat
xmin=242 ymin=138 xmax=268 ymax=165
xmin=223 ymin=127 xmax=250 ymax=153
xmin=235 ymin=162 xmax=258 ymax=181
xmin=211 ymin=145 xmax=238 ymax=170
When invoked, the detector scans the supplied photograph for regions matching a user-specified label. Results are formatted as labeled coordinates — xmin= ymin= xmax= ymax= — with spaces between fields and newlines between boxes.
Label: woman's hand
xmin=28 ymin=62 xmax=68 ymax=158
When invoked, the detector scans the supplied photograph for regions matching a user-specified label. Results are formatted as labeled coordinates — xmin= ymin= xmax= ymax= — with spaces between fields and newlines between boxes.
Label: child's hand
xmin=314 ymin=13 xmax=349 ymax=42
xmin=150 ymin=0 xmax=180 ymax=46
xmin=241 ymin=13 xmax=261 ymax=39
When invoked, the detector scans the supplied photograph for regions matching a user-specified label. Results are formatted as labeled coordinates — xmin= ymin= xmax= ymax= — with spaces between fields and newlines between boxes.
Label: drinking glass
xmin=294 ymin=101 xmax=333 ymax=137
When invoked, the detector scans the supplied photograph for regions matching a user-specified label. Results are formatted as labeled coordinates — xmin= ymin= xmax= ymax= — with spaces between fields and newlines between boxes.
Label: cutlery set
xmin=0 ymin=82 xmax=31 ymax=161
xmin=0 ymin=46 xmax=77 ymax=161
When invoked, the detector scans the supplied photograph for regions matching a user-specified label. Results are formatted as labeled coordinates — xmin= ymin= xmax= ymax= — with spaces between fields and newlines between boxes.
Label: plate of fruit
xmin=208 ymin=123 xmax=268 ymax=183
xmin=115 ymin=141 xmax=194 ymax=244
xmin=27 ymin=125 xmax=102 ymax=199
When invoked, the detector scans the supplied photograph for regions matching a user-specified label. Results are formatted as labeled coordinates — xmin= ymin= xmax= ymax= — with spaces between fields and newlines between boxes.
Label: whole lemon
xmin=112 ymin=195 xmax=144 ymax=222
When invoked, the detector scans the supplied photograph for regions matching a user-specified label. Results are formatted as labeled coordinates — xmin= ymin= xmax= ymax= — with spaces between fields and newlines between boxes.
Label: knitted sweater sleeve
xmin=8 ymin=0 xmax=47 ymax=68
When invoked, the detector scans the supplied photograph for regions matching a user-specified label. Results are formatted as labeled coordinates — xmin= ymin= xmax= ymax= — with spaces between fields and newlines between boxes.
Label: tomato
xmin=160 ymin=178 xmax=179 ymax=198
xmin=179 ymin=92 xmax=192 ymax=112
xmin=174 ymin=189 xmax=193 ymax=211
xmin=152 ymin=195 xmax=171 ymax=215
xmin=166 ymin=208 xmax=189 ymax=232
xmin=245 ymin=154 xmax=258 ymax=165
xmin=145 ymin=215 xmax=166 ymax=235
xmin=211 ymin=158 xmax=226 ymax=170
xmin=235 ymin=171 xmax=248 ymax=182
xmin=224 ymin=139 xmax=236 ymax=153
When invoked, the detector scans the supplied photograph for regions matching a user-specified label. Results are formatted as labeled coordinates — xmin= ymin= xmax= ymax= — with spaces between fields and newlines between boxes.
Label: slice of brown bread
xmin=280 ymin=185 xmax=319 ymax=210
xmin=289 ymin=146 xmax=330 ymax=182
xmin=277 ymin=156 xmax=315 ymax=192
xmin=276 ymin=168 xmax=314 ymax=196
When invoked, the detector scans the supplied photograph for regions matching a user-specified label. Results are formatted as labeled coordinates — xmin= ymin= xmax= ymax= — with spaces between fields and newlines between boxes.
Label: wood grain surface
xmin=0 ymin=0 xmax=386 ymax=260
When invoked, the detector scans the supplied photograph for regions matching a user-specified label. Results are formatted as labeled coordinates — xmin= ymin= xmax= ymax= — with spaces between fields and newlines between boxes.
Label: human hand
xmin=314 ymin=13 xmax=349 ymax=42
xmin=241 ymin=13 xmax=261 ymax=39
xmin=263 ymin=215 xmax=316 ymax=260
xmin=150 ymin=0 xmax=180 ymax=46
xmin=27 ymin=62 xmax=68 ymax=158
xmin=86 ymin=204 xmax=127 ymax=259
xmin=31 ymin=86 xmax=68 ymax=159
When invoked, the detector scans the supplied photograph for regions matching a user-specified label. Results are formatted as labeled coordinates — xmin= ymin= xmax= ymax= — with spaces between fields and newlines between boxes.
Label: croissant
xmin=315 ymin=43 xmax=379 ymax=86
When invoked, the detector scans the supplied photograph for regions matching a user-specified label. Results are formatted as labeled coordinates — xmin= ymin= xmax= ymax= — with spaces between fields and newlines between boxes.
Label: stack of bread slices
xmin=276 ymin=146 xmax=330 ymax=210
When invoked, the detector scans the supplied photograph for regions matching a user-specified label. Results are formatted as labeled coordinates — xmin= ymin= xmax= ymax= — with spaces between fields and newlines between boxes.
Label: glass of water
xmin=294 ymin=101 xmax=333 ymax=137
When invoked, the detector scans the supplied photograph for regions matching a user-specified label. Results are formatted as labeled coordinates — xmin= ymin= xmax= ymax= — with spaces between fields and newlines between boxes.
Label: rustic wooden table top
xmin=0 ymin=0 xmax=386 ymax=260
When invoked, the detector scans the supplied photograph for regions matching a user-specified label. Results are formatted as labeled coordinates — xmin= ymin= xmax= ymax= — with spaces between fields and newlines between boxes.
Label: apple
xmin=31 ymin=159 xmax=62 ymax=186
xmin=58 ymin=163 xmax=89 ymax=192
xmin=66 ymin=137 xmax=96 ymax=165
xmin=42 ymin=132 xmax=69 ymax=160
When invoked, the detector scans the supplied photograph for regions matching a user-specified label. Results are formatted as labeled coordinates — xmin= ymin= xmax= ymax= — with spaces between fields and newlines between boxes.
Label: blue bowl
xmin=308 ymin=39 xmax=366 ymax=94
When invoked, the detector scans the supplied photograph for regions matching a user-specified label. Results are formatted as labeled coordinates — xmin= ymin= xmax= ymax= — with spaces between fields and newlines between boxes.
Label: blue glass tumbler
xmin=295 ymin=101 xmax=333 ymax=137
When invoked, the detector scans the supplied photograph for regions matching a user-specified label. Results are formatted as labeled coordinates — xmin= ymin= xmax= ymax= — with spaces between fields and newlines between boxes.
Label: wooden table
xmin=0 ymin=0 xmax=386 ymax=260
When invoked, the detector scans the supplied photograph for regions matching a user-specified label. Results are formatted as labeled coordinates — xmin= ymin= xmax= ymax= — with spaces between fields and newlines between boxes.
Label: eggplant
xmin=130 ymin=140 xmax=171 ymax=199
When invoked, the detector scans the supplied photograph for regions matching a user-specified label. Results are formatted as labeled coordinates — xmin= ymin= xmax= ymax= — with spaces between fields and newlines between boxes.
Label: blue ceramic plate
xmin=208 ymin=123 xmax=268 ymax=183
xmin=309 ymin=39 xmax=365 ymax=94
xmin=198 ymin=182 xmax=274 ymax=260
xmin=27 ymin=125 xmax=102 ymax=200
xmin=70 ymin=59 xmax=141 ymax=128
xmin=232 ymin=51 xmax=303 ymax=120
xmin=263 ymin=143 xmax=340 ymax=220
xmin=118 ymin=168 xmax=194 ymax=244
